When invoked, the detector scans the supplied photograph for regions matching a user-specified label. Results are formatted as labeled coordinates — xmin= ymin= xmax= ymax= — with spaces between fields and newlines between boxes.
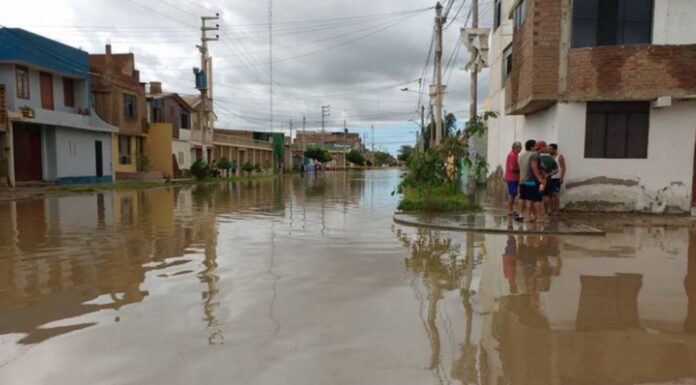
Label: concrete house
xmin=485 ymin=0 xmax=696 ymax=213
xmin=0 ymin=28 xmax=117 ymax=186
xmin=90 ymin=44 xmax=149 ymax=180
xmin=146 ymin=82 xmax=191 ymax=178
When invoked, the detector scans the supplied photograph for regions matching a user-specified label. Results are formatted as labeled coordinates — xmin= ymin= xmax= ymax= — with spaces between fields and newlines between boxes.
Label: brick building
xmin=90 ymin=44 xmax=148 ymax=179
xmin=485 ymin=0 xmax=696 ymax=213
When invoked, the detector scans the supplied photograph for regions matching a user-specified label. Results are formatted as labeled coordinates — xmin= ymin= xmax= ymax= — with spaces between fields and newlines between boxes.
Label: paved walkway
xmin=394 ymin=211 xmax=606 ymax=236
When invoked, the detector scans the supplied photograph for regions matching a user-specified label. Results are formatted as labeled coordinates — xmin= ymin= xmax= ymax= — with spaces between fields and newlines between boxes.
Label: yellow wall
xmin=112 ymin=134 xmax=138 ymax=174
xmin=146 ymin=123 xmax=173 ymax=177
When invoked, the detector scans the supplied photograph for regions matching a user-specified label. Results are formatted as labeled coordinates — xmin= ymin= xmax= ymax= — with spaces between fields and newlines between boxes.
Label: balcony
xmin=213 ymin=132 xmax=273 ymax=150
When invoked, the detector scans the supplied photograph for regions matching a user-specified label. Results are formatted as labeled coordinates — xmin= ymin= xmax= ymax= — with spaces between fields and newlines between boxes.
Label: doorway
xmin=40 ymin=72 xmax=54 ymax=110
xmin=13 ymin=124 xmax=43 ymax=181
xmin=95 ymin=140 xmax=103 ymax=178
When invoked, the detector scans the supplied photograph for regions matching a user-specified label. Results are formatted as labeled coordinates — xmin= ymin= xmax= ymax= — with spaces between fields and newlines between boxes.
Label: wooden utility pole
xmin=433 ymin=2 xmax=445 ymax=146
xmin=420 ymin=105 xmax=425 ymax=150
xmin=196 ymin=14 xmax=219 ymax=162
xmin=470 ymin=0 xmax=479 ymax=124
xmin=321 ymin=105 xmax=330 ymax=134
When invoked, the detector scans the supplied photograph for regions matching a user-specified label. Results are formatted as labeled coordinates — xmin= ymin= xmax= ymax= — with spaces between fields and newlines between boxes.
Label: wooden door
xmin=95 ymin=141 xmax=103 ymax=177
xmin=40 ymin=72 xmax=54 ymax=110
xmin=13 ymin=124 xmax=43 ymax=181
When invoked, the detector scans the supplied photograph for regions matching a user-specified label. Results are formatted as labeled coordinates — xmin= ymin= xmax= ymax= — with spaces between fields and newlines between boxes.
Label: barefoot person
xmin=548 ymin=143 xmax=565 ymax=215
xmin=505 ymin=142 xmax=522 ymax=217
xmin=516 ymin=140 xmax=536 ymax=222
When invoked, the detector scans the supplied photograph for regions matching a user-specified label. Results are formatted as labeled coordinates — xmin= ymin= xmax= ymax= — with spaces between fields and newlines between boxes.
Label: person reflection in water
xmin=503 ymin=235 xmax=518 ymax=294
xmin=505 ymin=235 xmax=561 ymax=308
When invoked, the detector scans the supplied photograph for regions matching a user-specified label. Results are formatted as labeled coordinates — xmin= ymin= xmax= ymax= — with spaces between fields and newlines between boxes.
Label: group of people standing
xmin=504 ymin=140 xmax=566 ymax=223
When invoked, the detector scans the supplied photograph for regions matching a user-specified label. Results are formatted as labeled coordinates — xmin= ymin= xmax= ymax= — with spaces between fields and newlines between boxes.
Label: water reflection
xmin=395 ymin=224 xmax=696 ymax=385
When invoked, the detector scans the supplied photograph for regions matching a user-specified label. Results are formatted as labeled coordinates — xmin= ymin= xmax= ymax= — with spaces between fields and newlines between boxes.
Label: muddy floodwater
xmin=1 ymin=169 xmax=695 ymax=385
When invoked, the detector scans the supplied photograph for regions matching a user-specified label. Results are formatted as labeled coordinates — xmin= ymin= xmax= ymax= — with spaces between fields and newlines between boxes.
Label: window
xmin=502 ymin=44 xmax=513 ymax=84
xmin=513 ymin=0 xmax=526 ymax=31
xmin=180 ymin=111 xmax=190 ymax=129
xmin=119 ymin=135 xmax=132 ymax=164
xmin=584 ymin=102 xmax=649 ymax=159
xmin=63 ymin=78 xmax=74 ymax=107
xmin=16 ymin=65 xmax=30 ymax=99
xmin=151 ymin=99 xmax=164 ymax=123
xmin=178 ymin=151 xmax=184 ymax=166
xmin=493 ymin=0 xmax=502 ymax=31
xmin=572 ymin=0 xmax=653 ymax=48
xmin=123 ymin=94 xmax=137 ymax=119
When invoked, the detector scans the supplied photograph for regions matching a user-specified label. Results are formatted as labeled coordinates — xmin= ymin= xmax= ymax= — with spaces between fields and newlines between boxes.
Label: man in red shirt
xmin=504 ymin=141 xmax=522 ymax=216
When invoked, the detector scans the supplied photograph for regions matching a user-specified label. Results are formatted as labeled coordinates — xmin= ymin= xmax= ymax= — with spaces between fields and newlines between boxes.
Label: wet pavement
xmin=394 ymin=212 xmax=605 ymax=235
xmin=0 ymin=169 xmax=695 ymax=385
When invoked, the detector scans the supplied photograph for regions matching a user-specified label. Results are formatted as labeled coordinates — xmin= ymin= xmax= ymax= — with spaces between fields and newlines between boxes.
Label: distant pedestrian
xmin=548 ymin=143 xmax=565 ymax=215
xmin=504 ymin=141 xmax=522 ymax=217
xmin=232 ymin=160 xmax=238 ymax=177
xmin=516 ymin=139 xmax=536 ymax=222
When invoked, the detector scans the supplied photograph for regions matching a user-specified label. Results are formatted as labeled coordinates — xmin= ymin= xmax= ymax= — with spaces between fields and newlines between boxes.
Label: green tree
xmin=190 ymin=159 xmax=209 ymax=181
xmin=216 ymin=157 xmax=232 ymax=177
xmin=346 ymin=149 xmax=365 ymax=165
xmin=374 ymin=151 xmax=394 ymax=167
xmin=242 ymin=161 xmax=255 ymax=176
xmin=397 ymin=145 xmax=415 ymax=162
xmin=304 ymin=146 xmax=332 ymax=164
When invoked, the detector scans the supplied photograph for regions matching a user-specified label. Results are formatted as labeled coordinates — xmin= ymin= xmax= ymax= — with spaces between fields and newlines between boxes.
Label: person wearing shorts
xmin=515 ymin=140 xmax=536 ymax=222
xmin=504 ymin=142 xmax=522 ymax=216
xmin=522 ymin=140 xmax=547 ymax=223
xmin=549 ymin=143 xmax=565 ymax=215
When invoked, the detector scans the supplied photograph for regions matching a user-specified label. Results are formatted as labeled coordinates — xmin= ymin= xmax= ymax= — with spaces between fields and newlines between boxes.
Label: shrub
xmin=216 ymin=157 xmax=232 ymax=178
xmin=136 ymin=154 xmax=150 ymax=172
xmin=397 ymin=186 xmax=476 ymax=213
xmin=242 ymin=161 xmax=255 ymax=176
xmin=254 ymin=163 xmax=262 ymax=173
xmin=304 ymin=146 xmax=332 ymax=164
xmin=190 ymin=159 xmax=209 ymax=180
xmin=346 ymin=149 xmax=365 ymax=165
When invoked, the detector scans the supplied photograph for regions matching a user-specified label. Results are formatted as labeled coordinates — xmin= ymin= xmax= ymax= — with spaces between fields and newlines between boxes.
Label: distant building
xmin=0 ymin=28 xmax=117 ymax=186
xmin=146 ymin=82 xmax=193 ymax=178
xmin=294 ymin=131 xmax=364 ymax=169
xmin=212 ymin=129 xmax=278 ymax=172
xmin=485 ymin=0 xmax=696 ymax=213
xmin=90 ymin=44 xmax=149 ymax=180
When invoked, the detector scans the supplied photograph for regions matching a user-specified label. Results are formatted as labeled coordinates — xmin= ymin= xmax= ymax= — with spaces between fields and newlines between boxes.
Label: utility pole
xmin=470 ymin=0 xmax=479 ymax=124
xmin=420 ymin=104 xmax=425 ymax=150
xmin=269 ymin=0 xmax=273 ymax=133
xmin=321 ymin=105 xmax=330 ymax=134
xmin=343 ymin=117 xmax=347 ymax=170
xmin=433 ymin=2 xmax=445 ymax=146
xmin=195 ymin=14 xmax=220 ymax=163
xmin=301 ymin=114 xmax=306 ymax=166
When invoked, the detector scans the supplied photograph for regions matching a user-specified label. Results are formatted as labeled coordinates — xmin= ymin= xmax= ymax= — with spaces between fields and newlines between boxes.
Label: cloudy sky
xmin=1 ymin=0 xmax=493 ymax=154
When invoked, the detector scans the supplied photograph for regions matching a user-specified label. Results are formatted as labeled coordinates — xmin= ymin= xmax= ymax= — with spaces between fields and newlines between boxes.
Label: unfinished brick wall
xmin=505 ymin=0 xmax=561 ymax=115
xmin=566 ymin=45 xmax=696 ymax=101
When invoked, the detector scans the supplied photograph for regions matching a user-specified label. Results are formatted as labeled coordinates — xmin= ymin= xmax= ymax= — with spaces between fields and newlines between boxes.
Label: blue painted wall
xmin=0 ymin=28 xmax=89 ymax=79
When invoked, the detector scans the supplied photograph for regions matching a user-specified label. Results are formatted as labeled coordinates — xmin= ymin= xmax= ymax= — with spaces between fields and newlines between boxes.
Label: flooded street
xmin=1 ymin=169 xmax=695 ymax=385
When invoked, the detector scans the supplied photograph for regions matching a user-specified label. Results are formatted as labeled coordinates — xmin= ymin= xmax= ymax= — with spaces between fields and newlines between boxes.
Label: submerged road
xmin=1 ymin=169 xmax=695 ymax=385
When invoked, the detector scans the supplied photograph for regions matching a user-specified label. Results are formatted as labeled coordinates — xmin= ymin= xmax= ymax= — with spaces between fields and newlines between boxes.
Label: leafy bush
xmin=346 ymin=149 xmax=365 ymax=165
xmin=136 ymin=154 xmax=150 ymax=172
xmin=217 ymin=157 xmax=232 ymax=171
xmin=254 ymin=163 xmax=262 ymax=173
xmin=397 ymin=145 xmax=414 ymax=162
xmin=398 ymin=186 xmax=476 ymax=213
xmin=242 ymin=161 xmax=255 ymax=176
xmin=304 ymin=146 xmax=332 ymax=164
xmin=190 ymin=159 xmax=209 ymax=180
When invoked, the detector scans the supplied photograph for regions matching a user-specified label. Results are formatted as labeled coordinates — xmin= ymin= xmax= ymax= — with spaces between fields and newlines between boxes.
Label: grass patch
xmin=398 ymin=187 xmax=478 ymax=213
xmin=55 ymin=175 xmax=278 ymax=193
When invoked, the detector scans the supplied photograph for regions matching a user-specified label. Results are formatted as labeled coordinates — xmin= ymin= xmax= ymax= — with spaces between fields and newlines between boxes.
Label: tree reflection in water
xmin=395 ymin=227 xmax=483 ymax=385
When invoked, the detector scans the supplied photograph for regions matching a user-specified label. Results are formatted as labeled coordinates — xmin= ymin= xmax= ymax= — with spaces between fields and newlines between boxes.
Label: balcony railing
xmin=213 ymin=132 xmax=273 ymax=150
